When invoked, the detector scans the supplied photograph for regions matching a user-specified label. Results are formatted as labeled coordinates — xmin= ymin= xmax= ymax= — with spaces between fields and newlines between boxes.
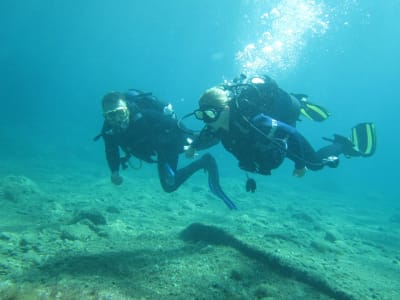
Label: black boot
xmin=321 ymin=134 xmax=361 ymax=158
xmin=332 ymin=134 xmax=361 ymax=157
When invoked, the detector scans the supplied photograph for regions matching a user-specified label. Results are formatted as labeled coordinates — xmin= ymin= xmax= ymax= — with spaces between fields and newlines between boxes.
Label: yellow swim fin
xmin=351 ymin=122 xmax=377 ymax=157
xmin=292 ymin=93 xmax=330 ymax=122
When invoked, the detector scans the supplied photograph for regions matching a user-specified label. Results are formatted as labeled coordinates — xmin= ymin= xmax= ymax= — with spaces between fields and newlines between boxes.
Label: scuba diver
xmin=223 ymin=73 xmax=331 ymax=127
xmin=183 ymin=74 xmax=377 ymax=189
xmin=94 ymin=90 xmax=237 ymax=210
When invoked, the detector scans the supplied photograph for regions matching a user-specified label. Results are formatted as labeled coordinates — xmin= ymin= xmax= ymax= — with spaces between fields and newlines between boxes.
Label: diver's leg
xmin=201 ymin=154 xmax=237 ymax=210
xmin=288 ymin=134 xmax=339 ymax=171
xmin=157 ymin=152 xmax=179 ymax=192
xmin=158 ymin=153 xmax=237 ymax=210
xmin=316 ymin=143 xmax=344 ymax=160
xmin=317 ymin=133 xmax=364 ymax=166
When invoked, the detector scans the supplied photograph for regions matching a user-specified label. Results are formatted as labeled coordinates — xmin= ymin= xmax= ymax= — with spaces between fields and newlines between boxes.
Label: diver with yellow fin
xmin=182 ymin=78 xmax=377 ymax=193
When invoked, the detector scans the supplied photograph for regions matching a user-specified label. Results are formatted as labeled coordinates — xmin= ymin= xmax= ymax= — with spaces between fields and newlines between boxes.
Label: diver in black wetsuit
xmin=96 ymin=91 xmax=236 ymax=209
xmin=184 ymin=85 xmax=375 ymax=181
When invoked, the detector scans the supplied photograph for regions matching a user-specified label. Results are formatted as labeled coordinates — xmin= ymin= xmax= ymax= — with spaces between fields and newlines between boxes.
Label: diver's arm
xmin=103 ymin=129 xmax=124 ymax=185
xmin=191 ymin=126 xmax=220 ymax=150
xmin=100 ymin=122 xmax=121 ymax=173
xmin=185 ymin=126 xmax=220 ymax=159
xmin=103 ymin=134 xmax=120 ymax=172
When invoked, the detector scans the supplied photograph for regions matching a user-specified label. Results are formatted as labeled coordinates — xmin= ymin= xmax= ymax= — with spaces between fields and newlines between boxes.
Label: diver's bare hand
xmin=293 ymin=167 xmax=307 ymax=178
xmin=184 ymin=145 xmax=197 ymax=159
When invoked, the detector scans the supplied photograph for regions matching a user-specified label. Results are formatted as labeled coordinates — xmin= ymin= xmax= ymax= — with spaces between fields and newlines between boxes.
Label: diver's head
xmin=102 ymin=92 xmax=130 ymax=128
xmin=194 ymin=87 xmax=230 ymax=128
xmin=198 ymin=87 xmax=229 ymax=110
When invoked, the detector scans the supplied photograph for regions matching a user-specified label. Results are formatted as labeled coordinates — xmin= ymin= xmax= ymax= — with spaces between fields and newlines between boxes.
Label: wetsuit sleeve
xmin=102 ymin=124 xmax=121 ymax=173
xmin=250 ymin=114 xmax=306 ymax=170
xmin=191 ymin=126 xmax=220 ymax=150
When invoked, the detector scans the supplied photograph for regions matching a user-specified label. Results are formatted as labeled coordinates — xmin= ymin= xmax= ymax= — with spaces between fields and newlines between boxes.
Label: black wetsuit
xmin=193 ymin=104 xmax=339 ymax=175
xmin=102 ymin=108 xmax=236 ymax=209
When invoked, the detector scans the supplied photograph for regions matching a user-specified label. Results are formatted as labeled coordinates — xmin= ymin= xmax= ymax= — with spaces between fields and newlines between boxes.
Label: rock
xmin=291 ymin=211 xmax=314 ymax=223
xmin=69 ymin=209 xmax=107 ymax=226
xmin=230 ymin=269 xmax=243 ymax=281
xmin=60 ymin=224 xmax=97 ymax=241
xmin=310 ymin=240 xmax=332 ymax=253
xmin=324 ymin=231 xmax=337 ymax=243
xmin=106 ymin=206 xmax=120 ymax=214
xmin=0 ymin=175 xmax=41 ymax=202
xmin=0 ymin=232 xmax=10 ymax=241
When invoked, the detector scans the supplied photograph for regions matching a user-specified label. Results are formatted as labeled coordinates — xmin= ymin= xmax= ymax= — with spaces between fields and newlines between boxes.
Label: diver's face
xmin=103 ymin=101 xmax=130 ymax=129
xmin=209 ymin=108 xmax=229 ymax=130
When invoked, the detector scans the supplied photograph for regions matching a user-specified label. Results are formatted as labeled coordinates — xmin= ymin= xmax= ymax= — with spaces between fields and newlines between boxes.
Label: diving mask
xmin=193 ymin=108 xmax=222 ymax=123
xmin=104 ymin=106 xmax=130 ymax=128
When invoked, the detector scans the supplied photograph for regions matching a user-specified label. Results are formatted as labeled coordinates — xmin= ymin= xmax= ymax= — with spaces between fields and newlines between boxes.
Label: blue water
xmin=1 ymin=1 xmax=400 ymax=298
xmin=0 ymin=0 xmax=398 ymax=204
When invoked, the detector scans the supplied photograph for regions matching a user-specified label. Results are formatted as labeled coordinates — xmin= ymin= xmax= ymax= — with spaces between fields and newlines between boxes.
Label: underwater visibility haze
xmin=0 ymin=0 xmax=399 ymax=298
